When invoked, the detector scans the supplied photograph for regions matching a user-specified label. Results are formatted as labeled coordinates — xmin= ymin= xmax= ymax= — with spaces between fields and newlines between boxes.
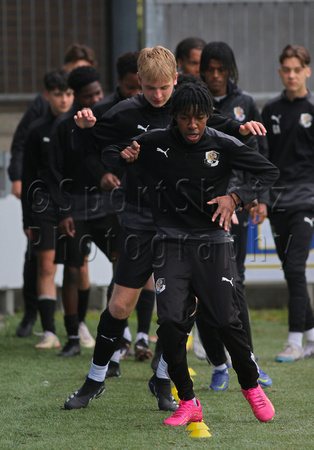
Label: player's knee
xmin=37 ymin=259 xmax=55 ymax=279
xmin=63 ymin=265 xmax=79 ymax=286
xmin=108 ymin=295 xmax=134 ymax=319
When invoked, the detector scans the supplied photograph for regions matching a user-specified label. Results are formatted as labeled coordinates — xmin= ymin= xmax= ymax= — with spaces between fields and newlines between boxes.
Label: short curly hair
xmin=68 ymin=66 xmax=100 ymax=93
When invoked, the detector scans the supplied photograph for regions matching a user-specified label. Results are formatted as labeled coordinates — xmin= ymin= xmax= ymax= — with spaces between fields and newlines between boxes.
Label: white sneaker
xmin=79 ymin=322 xmax=95 ymax=348
xmin=35 ymin=331 xmax=60 ymax=349
xmin=300 ymin=340 xmax=314 ymax=359
xmin=275 ymin=342 xmax=303 ymax=362
xmin=193 ymin=325 xmax=206 ymax=360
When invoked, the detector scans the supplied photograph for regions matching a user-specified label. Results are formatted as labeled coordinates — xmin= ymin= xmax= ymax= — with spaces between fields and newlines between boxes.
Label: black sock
xmin=38 ymin=297 xmax=56 ymax=333
xmin=78 ymin=288 xmax=90 ymax=323
xmin=136 ymin=289 xmax=155 ymax=334
xmin=93 ymin=308 xmax=127 ymax=366
xmin=81 ymin=377 xmax=104 ymax=393
xmin=64 ymin=314 xmax=79 ymax=338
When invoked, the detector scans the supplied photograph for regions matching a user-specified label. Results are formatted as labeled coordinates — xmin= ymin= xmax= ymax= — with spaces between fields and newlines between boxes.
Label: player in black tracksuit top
xmin=48 ymin=67 xmax=123 ymax=357
xmin=21 ymin=69 xmax=74 ymax=349
xmin=90 ymin=51 xmax=143 ymax=372
xmin=102 ymin=82 xmax=278 ymax=425
xmin=22 ymin=109 xmax=61 ymax=346
xmin=262 ymin=44 xmax=314 ymax=362
xmin=199 ymin=42 xmax=271 ymax=388
xmin=8 ymin=93 xmax=48 ymax=335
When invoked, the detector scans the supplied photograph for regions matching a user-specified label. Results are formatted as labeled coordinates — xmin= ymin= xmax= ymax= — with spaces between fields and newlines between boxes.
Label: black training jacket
xmin=213 ymin=81 xmax=269 ymax=199
xmin=262 ymin=90 xmax=314 ymax=212
xmin=21 ymin=109 xmax=57 ymax=229
xmin=8 ymin=93 xmax=49 ymax=181
xmin=103 ymin=125 xmax=279 ymax=241
xmin=48 ymin=103 xmax=119 ymax=222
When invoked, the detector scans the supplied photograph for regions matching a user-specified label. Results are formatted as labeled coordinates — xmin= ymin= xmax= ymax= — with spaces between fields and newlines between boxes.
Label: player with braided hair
xmin=170 ymin=78 xmax=212 ymax=117
xmin=100 ymin=81 xmax=278 ymax=426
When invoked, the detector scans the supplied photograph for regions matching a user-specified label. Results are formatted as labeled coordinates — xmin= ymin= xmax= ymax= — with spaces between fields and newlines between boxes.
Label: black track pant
xmin=155 ymin=240 xmax=258 ymax=401
xmin=196 ymin=209 xmax=253 ymax=366
xmin=269 ymin=209 xmax=314 ymax=332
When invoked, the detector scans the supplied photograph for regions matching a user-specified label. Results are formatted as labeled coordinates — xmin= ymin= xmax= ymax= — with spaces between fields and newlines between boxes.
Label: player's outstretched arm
xmin=74 ymin=108 xmax=97 ymax=129
xmin=239 ymin=121 xmax=267 ymax=136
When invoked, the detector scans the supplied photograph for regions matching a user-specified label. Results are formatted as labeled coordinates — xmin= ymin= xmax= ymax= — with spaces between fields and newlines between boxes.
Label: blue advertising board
xmin=244 ymin=218 xmax=314 ymax=282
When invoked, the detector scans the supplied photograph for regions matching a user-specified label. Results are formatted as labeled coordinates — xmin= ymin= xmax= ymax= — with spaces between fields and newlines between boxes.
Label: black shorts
xmin=31 ymin=215 xmax=58 ymax=251
xmin=114 ymin=228 xmax=157 ymax=289
xmin=54 ymin=214 xmax=123 ymax=267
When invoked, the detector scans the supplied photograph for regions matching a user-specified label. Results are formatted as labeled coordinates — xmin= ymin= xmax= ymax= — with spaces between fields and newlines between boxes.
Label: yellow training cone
xmin=189 ymin=430 xmax=212 ymax=438
xmin=186 ymin=334 xmax=193 ymax=350
xmin=186 ymin=422 xmax=210 ymax=431
xmin=188 ymin=367 xmax=197 ymax=376
xmin=171 ymin=386 xmax=179 ymax=401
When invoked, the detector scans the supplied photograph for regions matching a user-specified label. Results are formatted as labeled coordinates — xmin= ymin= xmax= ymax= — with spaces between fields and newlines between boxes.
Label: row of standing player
xmin=9 ymin=40 xmax=314 ymax=410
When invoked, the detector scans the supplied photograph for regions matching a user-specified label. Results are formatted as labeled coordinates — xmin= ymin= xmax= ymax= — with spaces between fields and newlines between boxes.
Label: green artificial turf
xmin=0 ymin=308 xmax=313 ymax=449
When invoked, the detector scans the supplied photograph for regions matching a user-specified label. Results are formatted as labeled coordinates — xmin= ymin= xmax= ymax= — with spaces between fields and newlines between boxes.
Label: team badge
xmin=300 ymin=113 xmax=313 ymax=128
xmin=204 ymin=150 xmax=220 ymax=167
xmin=155 ymin=278 xmax=166 ymax=294
xmin=233 ymin=106 xmax=245 ymax=121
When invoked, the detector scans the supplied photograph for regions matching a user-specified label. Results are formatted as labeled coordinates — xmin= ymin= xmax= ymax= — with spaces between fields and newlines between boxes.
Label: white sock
xmin=304 ymin=327 xmax=314 ymax=342
xmin=135 ymin=332 xmax=148 ymax=344
xmin=88 ymin=359 xmax=108 ymax=382
xmin=287 ymin=332 xmax=303 ymax=348
xmin=212 ymin=363 xmax=228 ymax=372
xmin=110 ymin=349 xmax=120 ymax=364
xmin=156 ymin=355 xmax=170 ymax=380
xmin=123 ymin=326 xmax=132 ymax=342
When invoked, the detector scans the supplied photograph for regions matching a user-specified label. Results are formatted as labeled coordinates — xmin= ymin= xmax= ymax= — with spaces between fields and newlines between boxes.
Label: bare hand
xmin=239 ymin=121 xmax=267 ymax=136
xmin=120 ymin=141 xmax=140 ymax=162
xmin=100 ymin=173 xmax=121 ymax=190
xmin=59 ymin=217 xmax=75 ymax=237
xmin=231 ymin=211 xmax=239 ymax=225
xmin=207 ymin=195 xmax=238 ymax=231
xmin=249 ymin=202 xmax=267 ymax=225
xmin=74 ymin=108 xmax=97 ymax=129
xmin=11 ymin=180 xmax=22 ymax=199
xmin=243 ymin=199 xmax=258 ymax=212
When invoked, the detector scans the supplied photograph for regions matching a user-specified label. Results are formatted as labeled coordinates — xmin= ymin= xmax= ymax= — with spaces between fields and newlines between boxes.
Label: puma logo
xmin=304 ymin=217 xmax=313 ymax=227
xmin=137 ymin=124 xmax=150 ymax=132
xmin=271 ymin=115 xmax=281 ymax=124
xmin=100 ymin=335 xmax=117 ymax=343
xmin=222 ymin=276 xmax=234 ymax=287
xmin=156 ymin=147 xmax=170 ymax=158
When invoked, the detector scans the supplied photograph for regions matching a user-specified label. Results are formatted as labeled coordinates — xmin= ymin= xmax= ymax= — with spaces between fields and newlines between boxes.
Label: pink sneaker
xmin=242 ymin=385 xmax=275 ymax=422
xmin=164 ymin=398 xmax=203 ymax=426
